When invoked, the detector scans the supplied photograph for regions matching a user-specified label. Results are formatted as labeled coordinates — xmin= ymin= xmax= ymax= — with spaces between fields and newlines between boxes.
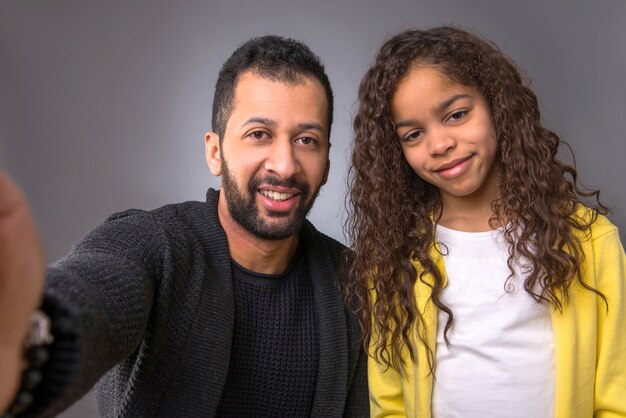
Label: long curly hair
xmin=345 ymin=26 xmax=607 ymax=375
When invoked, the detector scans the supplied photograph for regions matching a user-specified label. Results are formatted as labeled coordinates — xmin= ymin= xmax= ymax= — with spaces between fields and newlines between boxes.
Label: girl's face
xmin=392 ymin=65 xmax=499 ymax=208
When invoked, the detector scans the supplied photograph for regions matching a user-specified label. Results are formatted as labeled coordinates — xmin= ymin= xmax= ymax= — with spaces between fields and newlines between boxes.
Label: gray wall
xmin=1 ymin=1 xmax=625 ymax=416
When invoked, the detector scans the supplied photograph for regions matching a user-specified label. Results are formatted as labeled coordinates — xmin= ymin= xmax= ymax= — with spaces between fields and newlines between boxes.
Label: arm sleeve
xmin=593 ymin=226 xmax=626 ymax=417
xmin=368 ymin=340 xmax=407 ymax=418
xmin=24 ymin=210 xmax=162 ymax=417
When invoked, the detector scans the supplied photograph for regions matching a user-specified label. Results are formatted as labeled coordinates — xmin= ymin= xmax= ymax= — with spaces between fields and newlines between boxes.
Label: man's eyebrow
xmin=297 ymin=122 xmax=324 ymax=133
xmin=240 ymin=118 xmax=324 ymax=133
xmin=394 ymin=93 xmax=472 ymax=129
xmin=241 ymin=117 xmax=276 ymax=128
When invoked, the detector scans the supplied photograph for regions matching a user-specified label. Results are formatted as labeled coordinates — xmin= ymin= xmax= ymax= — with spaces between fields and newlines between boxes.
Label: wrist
xmin=1 ymin=309 xmax=53 ymax=417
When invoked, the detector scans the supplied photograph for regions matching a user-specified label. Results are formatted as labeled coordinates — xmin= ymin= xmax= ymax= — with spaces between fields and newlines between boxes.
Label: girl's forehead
xmin=391 ymin=66 xmax=488 ymax=122
xmin=394 ymin=66 xmax=463 ymax=99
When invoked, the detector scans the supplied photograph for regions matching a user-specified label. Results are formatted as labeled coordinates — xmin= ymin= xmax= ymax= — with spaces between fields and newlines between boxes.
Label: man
xmin=1 ymin=35 xmax=368 ymax=417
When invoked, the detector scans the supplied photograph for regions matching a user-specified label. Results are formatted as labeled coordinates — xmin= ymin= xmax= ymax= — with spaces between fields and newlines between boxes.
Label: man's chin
xmin=264 ymin=210 xmax=294 ymax=218
xmin=251 ymin=215 xmax=305 ymax=241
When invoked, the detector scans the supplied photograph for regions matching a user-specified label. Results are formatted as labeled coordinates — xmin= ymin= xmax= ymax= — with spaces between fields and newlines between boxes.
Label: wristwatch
xmin=24 ymin=309 xmax=54 ymax=348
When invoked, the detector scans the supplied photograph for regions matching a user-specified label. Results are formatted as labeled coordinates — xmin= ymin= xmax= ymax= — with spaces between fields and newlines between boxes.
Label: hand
xmin=0 ymin=171 xmax=45 ymax=411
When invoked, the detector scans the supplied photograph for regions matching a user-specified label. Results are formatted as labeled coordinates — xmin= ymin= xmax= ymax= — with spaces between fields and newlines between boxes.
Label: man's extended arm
xmin=0 ymin=171 xmax=45 ymax=411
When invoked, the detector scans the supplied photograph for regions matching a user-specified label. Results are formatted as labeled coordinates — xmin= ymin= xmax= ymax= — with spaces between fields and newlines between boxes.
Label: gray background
xmin=1 ymin=0 xmax=625 ymax=416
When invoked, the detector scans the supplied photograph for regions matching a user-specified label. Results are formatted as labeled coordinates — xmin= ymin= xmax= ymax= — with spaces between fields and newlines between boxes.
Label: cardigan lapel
xmin=197 ymin=188 xmax=236 ymax=415
xmin=139 ymin=189 xmax=235 ymax=417
xmin=409 ymin=244 xmax=445 ymax=418
xmin=302 ymin=222 xmax=350 ymax=417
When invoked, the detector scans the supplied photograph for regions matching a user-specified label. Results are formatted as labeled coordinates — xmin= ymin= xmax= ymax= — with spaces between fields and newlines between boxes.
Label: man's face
xmin=208 ymin=71 xmax=330 ymax=240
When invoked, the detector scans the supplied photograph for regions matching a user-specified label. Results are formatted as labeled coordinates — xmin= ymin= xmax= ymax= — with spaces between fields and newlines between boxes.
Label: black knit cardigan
xmin=28 ymin=189 xmax=369 ymax=417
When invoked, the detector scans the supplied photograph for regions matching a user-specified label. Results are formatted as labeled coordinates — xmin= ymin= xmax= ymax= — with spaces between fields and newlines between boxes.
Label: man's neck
xmin=216 ymin=195 xmax=300 ymax=275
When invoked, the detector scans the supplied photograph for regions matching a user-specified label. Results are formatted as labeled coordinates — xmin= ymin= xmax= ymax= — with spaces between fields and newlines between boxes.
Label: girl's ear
xmin=205 ymin=131 xmax=222 ymax=176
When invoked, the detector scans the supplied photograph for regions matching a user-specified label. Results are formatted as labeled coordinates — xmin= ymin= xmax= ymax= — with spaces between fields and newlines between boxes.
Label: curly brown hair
xmin=345 ymin=26 xmax=607 ymax=375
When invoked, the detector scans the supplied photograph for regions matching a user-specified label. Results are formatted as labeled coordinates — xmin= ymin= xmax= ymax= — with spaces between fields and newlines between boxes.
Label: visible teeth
xmin=260 ymin=190 xmax=294 ymax=201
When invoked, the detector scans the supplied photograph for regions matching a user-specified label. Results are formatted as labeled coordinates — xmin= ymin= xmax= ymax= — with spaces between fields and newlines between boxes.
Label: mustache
xmin=248 ymin=175 xmax=309 ymax=195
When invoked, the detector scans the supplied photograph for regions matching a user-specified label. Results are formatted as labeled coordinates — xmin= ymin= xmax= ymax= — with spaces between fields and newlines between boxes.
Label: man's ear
xmin=205 ymin=131 xmax=222 ymax=176
xmin=321 ymin=159 xmax=330 ymax=186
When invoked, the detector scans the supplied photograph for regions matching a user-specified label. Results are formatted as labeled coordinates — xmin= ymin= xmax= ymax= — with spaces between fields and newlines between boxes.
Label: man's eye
xmin=249 ymin=131 xmax=268 ymax=140
xmin=297 ymin=136 xmax=317 ymax=145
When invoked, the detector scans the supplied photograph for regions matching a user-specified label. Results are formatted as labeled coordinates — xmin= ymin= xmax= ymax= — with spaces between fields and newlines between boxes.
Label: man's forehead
xmin=233 ymin=71 xmax=321 ymax=96
xmin=229 ymin=72 xmax=329 ymax=125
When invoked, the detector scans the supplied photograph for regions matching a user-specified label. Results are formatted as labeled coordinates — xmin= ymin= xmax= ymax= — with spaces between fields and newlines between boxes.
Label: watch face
xmin=25 ymin=309 xmax=54 ymax=348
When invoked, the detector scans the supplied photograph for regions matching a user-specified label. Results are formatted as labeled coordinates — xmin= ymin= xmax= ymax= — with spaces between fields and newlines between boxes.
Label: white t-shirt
xmin=432 ymin=224 xmax=555 ymax=418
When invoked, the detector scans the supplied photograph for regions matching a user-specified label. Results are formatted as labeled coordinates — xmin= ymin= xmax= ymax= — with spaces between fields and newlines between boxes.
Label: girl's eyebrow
xmin=434 ymin=93 xmax=471 ymax=114
xmin=394 ymin=93 xmax=472 ymax=129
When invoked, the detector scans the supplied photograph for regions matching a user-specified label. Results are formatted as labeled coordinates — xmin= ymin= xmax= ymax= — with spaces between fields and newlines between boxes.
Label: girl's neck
xmin=437 ymin=200 xmax=499 ymax=232
xmin=437 ymin=171 xmax=502 ymax=232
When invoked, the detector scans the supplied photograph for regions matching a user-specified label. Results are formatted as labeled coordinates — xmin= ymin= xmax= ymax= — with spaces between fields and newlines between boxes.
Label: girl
xmin=346 ymin=26 xmax=626 ymax=417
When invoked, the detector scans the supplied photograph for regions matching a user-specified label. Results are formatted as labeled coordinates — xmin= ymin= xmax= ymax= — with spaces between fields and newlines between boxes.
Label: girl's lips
xmin=435 ymin=156 xmax=472 ymax=172
xmin=434 ymin=155 xmax=474 ymax=179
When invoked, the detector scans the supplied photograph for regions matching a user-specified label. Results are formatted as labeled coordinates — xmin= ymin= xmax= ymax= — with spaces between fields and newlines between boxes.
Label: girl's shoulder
xmin=573 ymin=204 xmax=619 ymax=243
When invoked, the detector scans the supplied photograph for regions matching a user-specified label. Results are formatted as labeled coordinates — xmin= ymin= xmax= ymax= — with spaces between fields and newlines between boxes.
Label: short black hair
xmin=211 ymin=35 xmax=334 ymax=139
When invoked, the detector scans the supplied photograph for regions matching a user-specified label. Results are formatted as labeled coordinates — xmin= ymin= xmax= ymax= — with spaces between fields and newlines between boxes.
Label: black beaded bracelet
xmin=2 ymin=310 xmax=53 ymax=418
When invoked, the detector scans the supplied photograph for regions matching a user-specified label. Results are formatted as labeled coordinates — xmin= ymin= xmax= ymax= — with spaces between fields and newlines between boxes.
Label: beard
xmin=220 ymin=159 xmax=320 ymax=240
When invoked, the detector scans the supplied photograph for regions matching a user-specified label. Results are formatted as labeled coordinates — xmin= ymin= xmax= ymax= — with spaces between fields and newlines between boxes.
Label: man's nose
xmin=264 ymin=139 xmax=301 ymax=179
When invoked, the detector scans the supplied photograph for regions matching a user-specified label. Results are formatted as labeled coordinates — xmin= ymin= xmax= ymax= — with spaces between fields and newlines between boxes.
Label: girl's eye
xmin=403 ymin=130 xmax=424 ymax=142
xmin=448 ymin=110 xmax=466 ymax=122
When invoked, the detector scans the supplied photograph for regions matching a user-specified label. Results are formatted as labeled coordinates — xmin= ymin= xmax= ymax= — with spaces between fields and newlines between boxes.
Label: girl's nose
xmin=428 ymin=129 xmax=456 ymax=156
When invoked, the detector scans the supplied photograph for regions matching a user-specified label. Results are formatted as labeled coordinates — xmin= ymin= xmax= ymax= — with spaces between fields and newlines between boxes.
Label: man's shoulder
xmin=105 ymin=200 xmax=210 ymax=227
xmin=300 ymin=221 xmax=350 ymax=275
xmin=301 ymin=221 xmax=347 ymax=252
xmin=77 ymin=200 xmax=216 ymax=254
